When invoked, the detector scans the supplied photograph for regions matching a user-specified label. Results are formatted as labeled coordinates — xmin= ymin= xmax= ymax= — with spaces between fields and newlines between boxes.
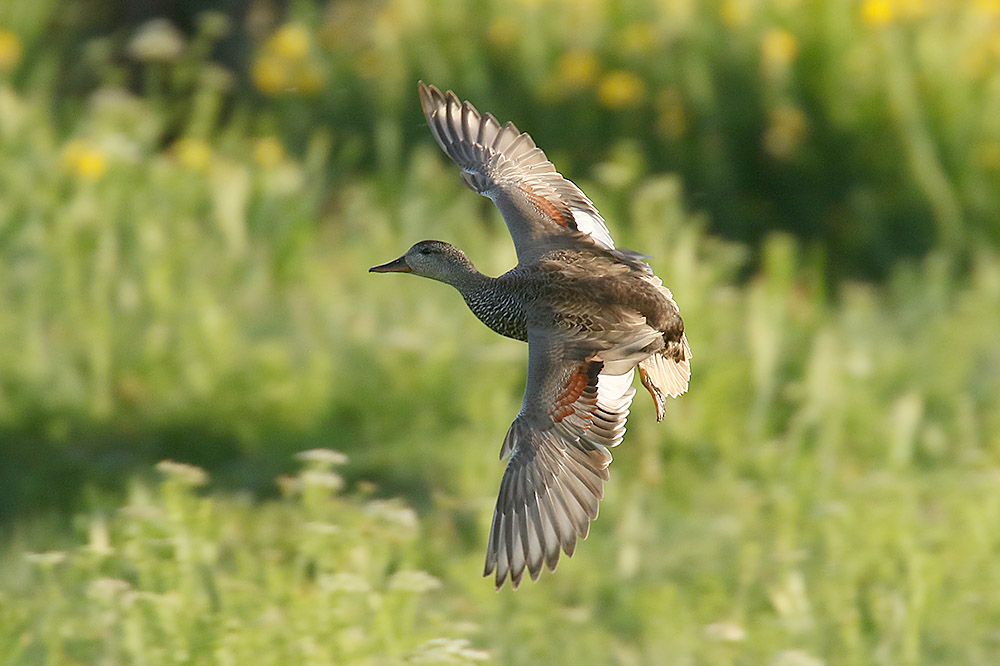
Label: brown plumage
xmin=370 ymin=82 xmax=691 ymax=589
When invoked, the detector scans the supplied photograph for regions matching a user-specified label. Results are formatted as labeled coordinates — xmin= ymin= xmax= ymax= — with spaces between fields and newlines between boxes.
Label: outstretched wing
xmin=419 ymin=82 xmax=616 ymax=262
xmin=484 ymin=328 xmax=639 ymax=589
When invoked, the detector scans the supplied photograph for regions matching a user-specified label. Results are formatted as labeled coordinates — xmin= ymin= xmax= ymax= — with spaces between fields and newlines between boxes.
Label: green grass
xmin=2 ymin=0 xmax=1000 ymax=664
xmin=3 ymin=161 xmax=1000 ymax=663
xmin=1 ymin=456 xmax=481 ymax=665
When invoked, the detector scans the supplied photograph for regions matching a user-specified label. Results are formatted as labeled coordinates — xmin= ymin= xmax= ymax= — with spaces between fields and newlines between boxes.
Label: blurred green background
xmin=2 ymin=0 xmax=1000 ymax=663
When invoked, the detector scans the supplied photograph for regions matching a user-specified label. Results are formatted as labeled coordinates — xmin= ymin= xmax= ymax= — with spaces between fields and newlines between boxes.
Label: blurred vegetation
xmin=2 ymin=0 xmax=1000 ymax=663
xmin=10 ymin=0 xmax=1000 ymax=275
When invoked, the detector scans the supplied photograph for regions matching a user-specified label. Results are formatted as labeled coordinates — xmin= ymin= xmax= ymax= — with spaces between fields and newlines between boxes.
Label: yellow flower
xmin=554 ymin=50 xmax=600 ymax=91
xmin=618 ymin=23 xmax=658 ymax=56
xmin=656 ymin=88 xmax=687 ymax=139
xmin=761 ymin=28 xmax=799 ymax=69
xmin=959 ymin=44 xmax=990 ymax=80
xmin=252 ymin=24 xmax=321 ymax=95
xmin=72 ymin=153 xmax=108 ymax=181
xmin=61 ymin=139 xmax=108 ymax=181
xmin=896 ymin=0 xmax=925 ymax=18
xmin=597 ymin=70 xmax=647 ymax=109
xmin=294 ymin=63 xmax=325 ymax=94
xmin=720 ymin=0 xmax=752 ymax=27
xmin=353 ymin=49 xmax=386 ymax=80
xmin=172 ymin=138 xmax=212 ymax=171
xmin=252 ymin=55 xmax=290 ymax=94
xmin=763 ymin=105 xmax=807 ymax=159
xmin=374 ymin=6 xmax=403 ymax=37
xmin=487 ymin=16 xmax=520 ymax=49
xmin=975 ymin=141 xmax=1000 ymax=170
xmin=975 ymin=0 xmax=1000 ymax=18
xmin=253 ymin=137 xmax=285 ymax=168
xmin=77 ymin=151 xmax=108 ymax=180
xmin=0 ymin=28 xmax=22 ymax=71
xmin=270 ymin=24 xmax=310 ymax=62
xmin=860 ymin=0 xmax=894 ymax=26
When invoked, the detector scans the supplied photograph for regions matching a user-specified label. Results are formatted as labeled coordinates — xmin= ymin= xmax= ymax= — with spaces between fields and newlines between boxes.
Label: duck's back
xmin=462 ymin=246 xmax=681 ymax=354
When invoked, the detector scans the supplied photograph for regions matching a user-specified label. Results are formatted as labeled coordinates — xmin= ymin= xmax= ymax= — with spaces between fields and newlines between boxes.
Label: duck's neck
xmin=445 ymin=265 xmax=491 ymax=297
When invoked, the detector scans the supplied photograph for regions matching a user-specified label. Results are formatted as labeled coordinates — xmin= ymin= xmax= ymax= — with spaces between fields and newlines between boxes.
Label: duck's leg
xmin=637 ymin=363 xmax=665 ymax=422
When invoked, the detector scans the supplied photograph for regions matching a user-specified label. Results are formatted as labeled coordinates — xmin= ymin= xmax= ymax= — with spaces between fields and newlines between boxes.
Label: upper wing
xmin=484 ymin=328 xmax=638 ymax=589
xmin=418 ymin=82 xmax=616 ymax=262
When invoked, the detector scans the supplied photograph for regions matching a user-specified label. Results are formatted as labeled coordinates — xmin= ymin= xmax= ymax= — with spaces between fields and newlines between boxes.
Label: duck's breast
xmin=463 ymin=272 xmax=532 ymax=342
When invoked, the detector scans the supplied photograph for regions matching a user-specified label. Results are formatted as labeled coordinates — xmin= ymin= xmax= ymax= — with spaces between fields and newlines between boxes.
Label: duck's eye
xmin=418 ymin=246 xmax=434 ymax=255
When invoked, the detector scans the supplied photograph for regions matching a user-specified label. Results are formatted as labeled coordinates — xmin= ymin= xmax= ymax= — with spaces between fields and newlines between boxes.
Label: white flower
xmin=365 ymin=500 xmax=418 ymax=531
xmin=86 ymin=516 xmax=114 ymax=556
xmin=127 ymin=19 xmax=186 ymax=62
xmin=88 ymin=578 xmax=132 ymax=601
xmin=303 ymin=521 xmax=341 ymax=535
xmin=704 ymin=621 xmax=747 ymax=642
xmin=156 ymin=460 xmax=208 ymax=486
xmin=409 ymin=638 xmax=491 ymax=664
xmin=319 ymin=572 xmax=371 ymax=594
xmin=295 ymin=448 xmax=349 ymax=467
xmin=300 ymin=470 xmax=344 ymax=491
xmin=772 ymin=649 xmax=825 ymax=666
xmin=24 ymin=551 xmax=67 ymax=566
xmin=388 ymin=570 xmax=442 ymax=594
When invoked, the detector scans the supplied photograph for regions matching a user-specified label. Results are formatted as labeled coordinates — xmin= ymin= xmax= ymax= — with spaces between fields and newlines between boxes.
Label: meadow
xmin=2 ymin=0 xmax=1000 ymax=664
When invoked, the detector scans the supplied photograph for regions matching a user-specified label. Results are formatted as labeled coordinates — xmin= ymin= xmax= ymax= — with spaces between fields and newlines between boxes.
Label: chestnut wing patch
xmin=550 ymin=359 xmax=602 ymax=423
xmin=517 ymin=182 xmax=577 ymax=232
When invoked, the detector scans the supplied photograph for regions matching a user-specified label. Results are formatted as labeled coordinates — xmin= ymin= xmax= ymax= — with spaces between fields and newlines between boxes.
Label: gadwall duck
xmin=371 ymin=82 xmax=691 ymax=589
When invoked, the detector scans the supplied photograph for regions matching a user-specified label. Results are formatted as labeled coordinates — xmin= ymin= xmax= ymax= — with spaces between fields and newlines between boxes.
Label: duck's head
xmin=369 ymin=240 xmax=477 ymax=285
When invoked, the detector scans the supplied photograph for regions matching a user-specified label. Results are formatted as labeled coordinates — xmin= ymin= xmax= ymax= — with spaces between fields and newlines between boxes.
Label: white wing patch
xmin=570 ymin=207 xmax=615 ymax=250
xmin=596 ymin=369 xmax=635 ymax=417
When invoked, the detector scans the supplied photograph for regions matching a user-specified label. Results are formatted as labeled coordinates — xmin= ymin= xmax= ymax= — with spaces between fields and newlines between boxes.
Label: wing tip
xmin=418 ymin=80 xmax=450 ymax=122
xmin=417 ymin=79 xmax=433 ymax=113
xmin=484 ymin=421 xmax=615 ymax=590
